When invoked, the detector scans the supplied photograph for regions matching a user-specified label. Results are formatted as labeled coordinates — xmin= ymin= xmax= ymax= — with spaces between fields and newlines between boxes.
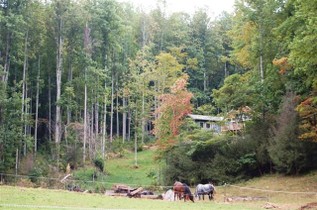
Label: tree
xmin=52 ymin=0 xmax=69 ymax=166
xmin=0 ymin=90 xmax=24 ymax=173
xmin=269 ymin=92 xmax=309 ymax=174
xmin=212 ymin=72 xmax=254 ymax=112
xmin=296 ymin=88 xmax=317 ymax=142
xmin=154 ymin=75 xmax=193 ymax=151
xmin=275 ymin=0 xmax=317 ymax=142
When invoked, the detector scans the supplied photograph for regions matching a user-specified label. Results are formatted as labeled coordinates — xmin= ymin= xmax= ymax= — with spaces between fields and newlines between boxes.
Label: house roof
xmin=188 ymin=114 xmax=224 ymax=122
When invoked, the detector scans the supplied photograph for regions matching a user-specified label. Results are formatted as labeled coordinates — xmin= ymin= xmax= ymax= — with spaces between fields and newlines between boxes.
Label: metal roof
xmin=188 ymin=114 xmax=224 ymax=122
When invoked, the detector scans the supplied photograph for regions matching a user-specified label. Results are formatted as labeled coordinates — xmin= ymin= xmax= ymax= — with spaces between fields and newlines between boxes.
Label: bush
xmin=94 ymin=157 xmax=104 ymax=172
xmin=28 ymin=167 xmax=43 ymax=183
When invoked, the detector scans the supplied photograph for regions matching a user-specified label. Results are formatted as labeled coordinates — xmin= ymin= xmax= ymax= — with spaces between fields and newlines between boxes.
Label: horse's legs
xmin=184 ymin=194 xmax=190 ymax=202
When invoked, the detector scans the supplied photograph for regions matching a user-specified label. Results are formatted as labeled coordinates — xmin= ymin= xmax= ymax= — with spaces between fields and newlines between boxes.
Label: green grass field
xmin=1 ymin=148 xmax=317 ymax=210
xmin=0 ymin=185 xmax=266 ymax=210
xmin=105 ymin=149 xmax=158 ymax=188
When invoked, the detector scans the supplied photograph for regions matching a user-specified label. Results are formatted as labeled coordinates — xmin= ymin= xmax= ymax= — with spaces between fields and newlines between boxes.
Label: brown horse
xmin=173 ymin=181 xmax=194 ymax=202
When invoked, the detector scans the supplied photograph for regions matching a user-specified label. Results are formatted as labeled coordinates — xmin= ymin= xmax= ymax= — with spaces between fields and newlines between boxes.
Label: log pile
xmin=108 ymin=184 xmax=161 ymax=199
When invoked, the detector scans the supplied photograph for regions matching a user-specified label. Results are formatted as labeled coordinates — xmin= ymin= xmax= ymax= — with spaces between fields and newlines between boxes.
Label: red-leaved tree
xmin=153 ymin=74 xmax=193 ymax=151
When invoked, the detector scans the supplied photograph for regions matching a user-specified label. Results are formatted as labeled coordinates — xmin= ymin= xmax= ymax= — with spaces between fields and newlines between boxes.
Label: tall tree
xmin=154 ymin=75 xmax=193 ymax=151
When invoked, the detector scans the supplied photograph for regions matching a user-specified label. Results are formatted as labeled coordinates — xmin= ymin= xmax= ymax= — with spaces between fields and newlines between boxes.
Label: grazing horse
xmin=173 ymin=181 xmax=194 ymax=202
xmin=195 ymin=183 xmax=215 ymax=200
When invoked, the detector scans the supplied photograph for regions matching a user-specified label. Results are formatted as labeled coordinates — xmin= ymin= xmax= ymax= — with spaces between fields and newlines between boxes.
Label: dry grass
xmin=212 ymin=172 xmax=317 ymax=210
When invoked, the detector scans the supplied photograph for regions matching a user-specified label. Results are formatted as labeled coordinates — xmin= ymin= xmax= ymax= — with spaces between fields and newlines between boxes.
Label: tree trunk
xmin=67 ymin=58 xmax=73 ymax=125
xmin=116 ymin=78 xmax=119 ymax=139
xmin=24 ymin=79 xmax=29 ymax=155
xmin=90 ymin=101 xmax=94 ymax=159
xmin=102 ymin=81 xmax=107 ymax=158
xmin=34 ymin=57 xmax=41 ymax=154
xmin=110 ymin=70 xmax=114 ymax=142
xmin=2 ymin=31 xmax=12 ymax=85
xmin=128 ymin=97 xmax=131 ymax=141
xmin=48 ymin=75 xmax=52 ymax=142
xmin=55 ymin=13 xmax=63 ymax=168
xmin=122 ymin=96 xmax=127 ymax=143
xmin=141 ymin=83 xmax=145 ymax=145
xmin=203 ymin=70 xmax=207 ymax=92
xmin=21 ymin=30 xmax=29 ymax=156
xmin=134 ymin=110 xmax=138 ymax=167
xmin=83 ymin=78 xmax=87 ymax=163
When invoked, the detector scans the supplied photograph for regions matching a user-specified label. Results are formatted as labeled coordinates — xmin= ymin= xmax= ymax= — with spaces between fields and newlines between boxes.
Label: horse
xmin=195 ymin=183 xmax=215 ymax=200
xmin=173 ymin=181 xmax=194 ymax=202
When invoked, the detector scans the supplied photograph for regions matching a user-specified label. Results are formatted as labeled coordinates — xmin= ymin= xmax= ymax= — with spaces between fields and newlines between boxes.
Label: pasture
xmin=0 ymin=185 xmax=264 ymax=210
xmin=1 ymin=176 xmax=317 ymax=210
xmin=1 ymin=149 xmax=317 ymax=210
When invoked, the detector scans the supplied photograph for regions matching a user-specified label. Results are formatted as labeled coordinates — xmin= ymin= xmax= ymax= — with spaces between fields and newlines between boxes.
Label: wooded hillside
xmin=1 ymin=0 xmax=317 ymax=184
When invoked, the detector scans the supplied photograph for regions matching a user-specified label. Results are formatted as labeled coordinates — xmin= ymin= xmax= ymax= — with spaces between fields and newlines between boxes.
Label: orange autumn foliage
xmin=273 ymin=57 xmax=292 ymax=75
xmin=153 ymin=75 xmax=193 ymax=150
xmin=296 ymin=96 xmax=317 ymax=142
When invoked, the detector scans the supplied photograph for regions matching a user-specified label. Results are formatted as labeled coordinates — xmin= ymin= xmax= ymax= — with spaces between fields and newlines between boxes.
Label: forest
xmin=1 ymin=0 xmax=317 ymax=185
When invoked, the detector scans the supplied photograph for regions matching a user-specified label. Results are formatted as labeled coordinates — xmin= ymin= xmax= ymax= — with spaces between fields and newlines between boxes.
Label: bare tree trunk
xmin=110 ymin=70 xmax=114 ymax=142
xmin=203 ymin=71 xmax=207 ymax=92
xmin=34 ymin=57 xmax=41 ymax=154
xmin=122 ymin=96 xmax=127 ymax=143
xmin=24 ymin=80 xmax=29 ymax=155
xmin=134 ymin=110 xmax=138 ymax=167
xmin=102 ymin=81 xmax=107 ymax=158
xmin=95 ymin=101 xmax=99 ymax=157
xmin=83 ymin=78 xmax=87 ymax=163
xmin=90 ymin=101 xmax=94 ymax=159
xmin=55 ymin=14 xmax=63 ymax=168
xmin=128 ymin=96 xmax=131 ymax=141
xmin=21 ymin=31 xmax=29 ymax=156
xmin=116 ymin=78 xmax=119 ymax=139
xmin=48 ymin=75 xmax=52 ymax=142
xmin=2 ymin=32 xmax=11 ymax=84
xmin=83 ymin=21 xmax=92 ymax=163
xmin=67 ymin=59 xmax=73 ymax=125
xmin=141 ymin=83 xmax=145 ymax=145
xmin=95 ymin=97 xmax=99 ymax=139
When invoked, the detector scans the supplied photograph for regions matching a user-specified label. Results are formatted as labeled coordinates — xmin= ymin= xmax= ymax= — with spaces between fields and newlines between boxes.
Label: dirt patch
xmin=225 ymin=196 xmax=268 ymax=202
xmin=299 ymin=202 xmax=317 ymax=209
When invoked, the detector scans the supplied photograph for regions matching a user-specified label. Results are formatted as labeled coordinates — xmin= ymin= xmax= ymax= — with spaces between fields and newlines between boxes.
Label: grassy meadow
xmin=0 ymin=185 xmax=266 ymax=210
xmin=1 ymin=148 xmax=317 ymax=210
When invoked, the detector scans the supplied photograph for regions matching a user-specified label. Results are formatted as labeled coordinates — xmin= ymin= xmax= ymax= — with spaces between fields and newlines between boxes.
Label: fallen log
xmin=141 ymin=194 xmax=163 ymax=200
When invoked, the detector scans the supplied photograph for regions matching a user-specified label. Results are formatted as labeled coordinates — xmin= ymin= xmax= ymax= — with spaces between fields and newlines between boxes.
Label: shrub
xmin=94 ymin=157 xmax=104 ymax=172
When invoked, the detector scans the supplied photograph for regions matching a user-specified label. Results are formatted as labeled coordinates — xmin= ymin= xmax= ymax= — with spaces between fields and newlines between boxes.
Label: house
xmin=188 ymin=114 xmax=223 ymax=134
xmin=188 ymin=107 xmax=252 ymax=134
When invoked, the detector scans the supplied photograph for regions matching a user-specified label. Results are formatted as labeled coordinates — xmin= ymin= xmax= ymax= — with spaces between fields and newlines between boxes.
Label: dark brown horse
xmin=173 ymin=181 xmax=194 ymax=202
